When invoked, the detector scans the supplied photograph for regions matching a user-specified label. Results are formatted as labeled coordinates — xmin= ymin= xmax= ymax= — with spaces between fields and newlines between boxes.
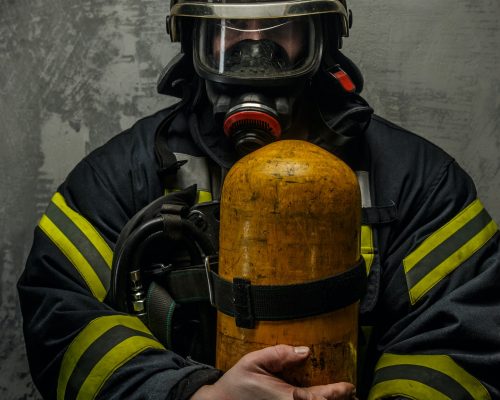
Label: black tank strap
xmin=163 ymin=257 xmax=367 ymax=329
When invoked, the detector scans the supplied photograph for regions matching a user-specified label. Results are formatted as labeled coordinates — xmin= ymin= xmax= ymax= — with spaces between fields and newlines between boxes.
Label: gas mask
xmin=193 ymin=16 xmax=323 ymax=155
xmin=163 ymin=0 xmax=366 ymax=156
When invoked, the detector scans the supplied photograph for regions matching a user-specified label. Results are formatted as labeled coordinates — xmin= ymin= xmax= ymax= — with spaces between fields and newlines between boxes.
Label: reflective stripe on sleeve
xmin=57 ymin=315 xmax=165 ymax=400
xmin=368 ymin=353 xmax=491 ymax=400
xmin=361 ymin=225 xmax=375 ymax=275
xmin=39 ymin=193 xmax=113 ymax=301
xmin=403 ymin=199 xmax=498 ymax=304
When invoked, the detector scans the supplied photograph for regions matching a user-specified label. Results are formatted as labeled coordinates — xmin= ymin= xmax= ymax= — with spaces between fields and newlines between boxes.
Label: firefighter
xmin=17 ymin=0 xmax=500 ymax=399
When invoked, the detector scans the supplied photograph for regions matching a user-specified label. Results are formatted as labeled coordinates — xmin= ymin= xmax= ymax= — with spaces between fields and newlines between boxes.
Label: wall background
xmin=0 ymin=0 xmax=499 ymax=398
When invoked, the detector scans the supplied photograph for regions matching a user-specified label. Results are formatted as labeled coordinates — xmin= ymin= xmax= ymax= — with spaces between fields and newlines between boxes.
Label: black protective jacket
xmin=18 ymin=99 xmax=500 ymax=399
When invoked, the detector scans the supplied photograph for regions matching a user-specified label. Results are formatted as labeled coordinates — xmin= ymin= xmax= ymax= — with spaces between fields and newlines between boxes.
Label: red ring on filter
xmin=223 ymin=110 xmax=282 ymax=139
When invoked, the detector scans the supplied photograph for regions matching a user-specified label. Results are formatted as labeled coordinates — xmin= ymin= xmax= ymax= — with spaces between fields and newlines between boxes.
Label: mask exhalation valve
xmin=223 ymin=104 xmax=282 ymax=155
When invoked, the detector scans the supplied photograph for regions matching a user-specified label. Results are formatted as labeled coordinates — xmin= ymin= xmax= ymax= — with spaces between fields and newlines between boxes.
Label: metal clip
xmin=204 ymin=256 xmax=215 ymax=307
xmin=129 ymin=269 xmax=147 ymax=320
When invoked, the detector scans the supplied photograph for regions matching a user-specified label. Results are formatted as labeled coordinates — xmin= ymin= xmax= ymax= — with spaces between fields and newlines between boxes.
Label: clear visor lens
xmin=197 ymin=16 xmax=316 ymax=79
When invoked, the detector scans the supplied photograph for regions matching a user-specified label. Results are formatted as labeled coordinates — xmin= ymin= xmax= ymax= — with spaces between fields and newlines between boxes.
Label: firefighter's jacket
xmin=18 ymin=102 xmax=500 ymax=400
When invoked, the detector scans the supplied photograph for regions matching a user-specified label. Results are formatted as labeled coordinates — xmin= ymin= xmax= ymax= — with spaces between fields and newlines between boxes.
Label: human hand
xmin=190 ymin=344 xmax=356 ymax=400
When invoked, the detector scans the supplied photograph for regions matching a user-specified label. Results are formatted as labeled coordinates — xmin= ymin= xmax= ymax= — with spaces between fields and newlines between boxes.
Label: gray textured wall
xmin=0 ymin=0 xmax=499 ymax=398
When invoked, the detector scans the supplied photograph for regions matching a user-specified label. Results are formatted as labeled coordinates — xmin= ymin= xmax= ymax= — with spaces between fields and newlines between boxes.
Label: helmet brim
xmin=170 ymin=0 xmax=349 ymax=41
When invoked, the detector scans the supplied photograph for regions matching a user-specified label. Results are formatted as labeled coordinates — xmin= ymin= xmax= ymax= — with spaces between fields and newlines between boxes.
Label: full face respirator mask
xmin=163 ymin=0 xmax=360 ymax=155
xmin=193 ymin=16 xmax=323 ymax=155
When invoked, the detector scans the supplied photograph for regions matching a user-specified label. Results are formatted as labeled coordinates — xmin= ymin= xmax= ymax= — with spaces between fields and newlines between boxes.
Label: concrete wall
xmin=0 ymin=0 xmax=498 ymax=398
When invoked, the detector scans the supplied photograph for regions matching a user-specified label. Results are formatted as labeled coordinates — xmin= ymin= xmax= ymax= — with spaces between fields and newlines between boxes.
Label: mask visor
xmin=196 ymin=16 xmax=318 ymax=81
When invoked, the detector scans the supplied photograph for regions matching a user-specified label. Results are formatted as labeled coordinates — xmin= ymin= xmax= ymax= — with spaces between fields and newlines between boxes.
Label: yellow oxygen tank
xmin=216 ymin=139 xmax=361 ymax=385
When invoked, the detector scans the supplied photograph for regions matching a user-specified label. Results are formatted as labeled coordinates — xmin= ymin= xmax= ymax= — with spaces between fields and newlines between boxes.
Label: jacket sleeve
xmin=17 ymin=158 xmax=221 ymax=400
xmin=368 ymin=160 xmax=500 ymax=400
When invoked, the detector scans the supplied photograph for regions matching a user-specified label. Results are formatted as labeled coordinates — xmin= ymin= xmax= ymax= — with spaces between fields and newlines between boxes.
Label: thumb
xmin=293 ymin=387 xmax=327 ymax=400
xmin=246 ymin=344 xmax=310 ymax=374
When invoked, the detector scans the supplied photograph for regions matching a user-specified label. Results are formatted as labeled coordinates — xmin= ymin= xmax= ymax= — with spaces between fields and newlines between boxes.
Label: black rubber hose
xmin=110 ymin=215 xmax=218 ymax=312
xmin=111 ymin=217 xmax=166 ymax=311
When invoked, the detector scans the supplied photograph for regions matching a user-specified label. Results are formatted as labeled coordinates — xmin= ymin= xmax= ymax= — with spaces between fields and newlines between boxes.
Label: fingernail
xmin=294 ymin=346 xmax=309 ymax=354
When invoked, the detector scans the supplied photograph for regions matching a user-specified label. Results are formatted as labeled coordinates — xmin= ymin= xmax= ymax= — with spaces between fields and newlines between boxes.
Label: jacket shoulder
xmin=59 ymin=106 xmax=178 ymax=242
xmin=366 ymin=115 xmax=455 ymax=167
xmin=85 ymin=106 xmax=176 ymax=185
xmin=364 ymin=115 xmax=461 ymax=209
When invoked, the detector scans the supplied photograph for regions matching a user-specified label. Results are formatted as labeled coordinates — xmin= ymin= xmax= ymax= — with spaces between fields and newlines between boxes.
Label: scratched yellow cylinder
xmin=217 ymin=140 xmax=361 ymax=385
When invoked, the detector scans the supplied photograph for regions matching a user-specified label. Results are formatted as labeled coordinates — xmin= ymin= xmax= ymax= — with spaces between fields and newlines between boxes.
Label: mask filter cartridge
xmin=223 ymin=103 xmax=282 ymax=155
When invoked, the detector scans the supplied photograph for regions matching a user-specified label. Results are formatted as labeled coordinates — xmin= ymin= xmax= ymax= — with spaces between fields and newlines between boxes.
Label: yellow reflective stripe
xmin=57 ymin=315 xmax=154 ymax=400
xmin=372 ymin=353 xmax=491 ymax=400
xmin=197 ymin=190 xmax=212 ymax=203
xmin=77 ymin=336 xmax=164 ymax=400
xmin=361 ymin=225 xmax=375 ymax=274
xmin=404 ymin=199 xmax=483 ymax=272
xmin=52 ymin=193 xmax=113 ymax=268
xmin=410 ymin=220 xmax=497 ymax=303
xmin=39 ymin=215 xmax=107 ymax=301
xmin=369 ymin=379 xmax=451 ymax=400
xmin=403 ymin=199 xmax=497 ymax=304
